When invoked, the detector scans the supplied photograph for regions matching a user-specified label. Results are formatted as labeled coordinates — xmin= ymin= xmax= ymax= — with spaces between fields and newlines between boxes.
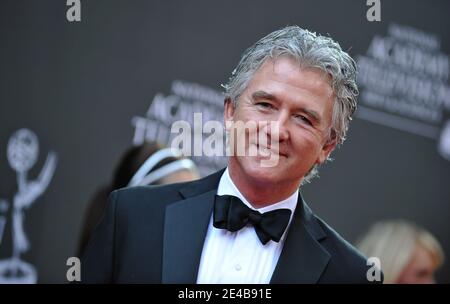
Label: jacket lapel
xmin=270 ymin=194 xmax=331 ymax=283
xmin=162 ymin=169 xmax=224 ymax=283
xmin=162 ymin=169 xmax=331 ymax=284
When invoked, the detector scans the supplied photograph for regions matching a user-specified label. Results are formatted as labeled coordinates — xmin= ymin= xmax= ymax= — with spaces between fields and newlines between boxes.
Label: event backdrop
xmin=0 ymin=0 xmax=449 ymax=283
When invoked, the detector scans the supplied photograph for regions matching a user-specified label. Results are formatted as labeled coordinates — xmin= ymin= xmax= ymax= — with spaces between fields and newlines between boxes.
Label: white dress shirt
xmin=196 ymin=168 xmax=298 ymax=284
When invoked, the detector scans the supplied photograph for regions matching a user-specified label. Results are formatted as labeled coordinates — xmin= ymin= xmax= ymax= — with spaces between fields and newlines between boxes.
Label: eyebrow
xmin=251 ymin=90 xmax=322 ymax=124
xmin=252 ymin=90 xmax=277 ymax=101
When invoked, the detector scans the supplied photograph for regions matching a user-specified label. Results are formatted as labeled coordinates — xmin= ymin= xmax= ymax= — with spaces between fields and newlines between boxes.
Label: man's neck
xmin=227 ymin=163 xmax=300 ymax=209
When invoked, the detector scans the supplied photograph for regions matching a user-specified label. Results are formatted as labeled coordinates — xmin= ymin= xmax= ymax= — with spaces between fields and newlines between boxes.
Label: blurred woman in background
xmin=357 ymin=219 xmax=445 ymax=284
xmin=77 ymin=141 xmax=199 ymax=256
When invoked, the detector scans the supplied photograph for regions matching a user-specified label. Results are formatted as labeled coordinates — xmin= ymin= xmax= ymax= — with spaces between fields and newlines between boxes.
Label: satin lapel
xmin=161 ymin=169 xmax=225 ymax=283
xmin=162 ymin=189 xmax=216 ymax=283
xmin=270 ymin=196 xmax=331 ymax=283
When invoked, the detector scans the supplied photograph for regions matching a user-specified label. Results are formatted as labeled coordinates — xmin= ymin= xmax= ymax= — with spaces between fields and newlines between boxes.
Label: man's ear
xmin=316 ymin=133 xmax=337 ymax=165
xmin=224 ymin=97 xmax=235 ymax=130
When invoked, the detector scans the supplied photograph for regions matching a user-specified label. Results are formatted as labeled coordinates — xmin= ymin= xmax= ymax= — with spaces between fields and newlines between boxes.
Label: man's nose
xmin=266 ymin=112 xmax=290 ymax=142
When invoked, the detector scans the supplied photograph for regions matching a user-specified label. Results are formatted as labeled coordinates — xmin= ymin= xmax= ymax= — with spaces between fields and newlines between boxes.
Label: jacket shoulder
xmin=313 ymin=216 xmax=382 ymax=284
xmin=112 ymin=181 xmax=187 ymax=211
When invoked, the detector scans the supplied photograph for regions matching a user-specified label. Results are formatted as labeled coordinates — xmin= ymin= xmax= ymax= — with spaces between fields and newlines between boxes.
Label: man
xmin=81 ymin=26 xmax=380 ymax=283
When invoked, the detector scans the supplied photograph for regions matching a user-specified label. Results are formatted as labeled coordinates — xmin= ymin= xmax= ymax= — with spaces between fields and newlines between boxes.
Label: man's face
xmin=225 ymin=56 xmax=336 ymax=188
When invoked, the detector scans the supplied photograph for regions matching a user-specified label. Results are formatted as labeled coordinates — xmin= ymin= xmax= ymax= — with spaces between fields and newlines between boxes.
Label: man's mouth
xmin=256 ymin=144 xmax=288 ymax=157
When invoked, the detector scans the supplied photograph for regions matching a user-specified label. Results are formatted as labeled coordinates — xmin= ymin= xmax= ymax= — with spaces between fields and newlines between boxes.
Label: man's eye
xmin=256 ymin=102 xmax=274 ymax=109
xmin=295 ymin=114 xmax=312 ymax=126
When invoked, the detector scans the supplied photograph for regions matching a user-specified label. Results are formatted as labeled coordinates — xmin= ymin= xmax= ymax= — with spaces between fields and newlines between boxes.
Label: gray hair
xmin=223 ymin=26 xmax=359 ymax=184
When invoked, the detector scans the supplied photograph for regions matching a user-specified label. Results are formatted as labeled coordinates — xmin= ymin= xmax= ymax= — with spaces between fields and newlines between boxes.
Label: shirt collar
xmin=217 ymin=167 xmax=298 ymax=215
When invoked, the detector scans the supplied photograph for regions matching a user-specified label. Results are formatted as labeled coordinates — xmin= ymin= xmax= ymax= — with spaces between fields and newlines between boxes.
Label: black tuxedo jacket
xmin=81 ymin=169 xmax=379 ymax=283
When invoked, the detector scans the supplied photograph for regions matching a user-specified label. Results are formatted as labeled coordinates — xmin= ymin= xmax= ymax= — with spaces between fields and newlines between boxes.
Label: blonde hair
xmin=356 ymin=220 xmax=444 ymax=284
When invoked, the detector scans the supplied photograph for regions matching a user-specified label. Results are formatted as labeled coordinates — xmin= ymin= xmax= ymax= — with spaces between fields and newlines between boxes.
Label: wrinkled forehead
xmin=255 ymin=56 xmax=335 ymax=98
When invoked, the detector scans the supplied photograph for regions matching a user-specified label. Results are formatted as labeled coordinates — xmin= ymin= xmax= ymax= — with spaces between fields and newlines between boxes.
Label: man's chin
xmin=241 ymin=159 xmax=286 ymax=183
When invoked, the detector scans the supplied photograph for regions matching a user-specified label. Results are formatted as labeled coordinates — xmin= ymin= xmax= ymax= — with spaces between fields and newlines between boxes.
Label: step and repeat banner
xmin=0 ymin=0 xmax=449 ymax=283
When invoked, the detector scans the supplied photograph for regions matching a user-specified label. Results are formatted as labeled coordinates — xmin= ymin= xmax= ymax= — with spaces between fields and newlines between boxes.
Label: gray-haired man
xmin=82 ymin=26 xmax=381 ymax=284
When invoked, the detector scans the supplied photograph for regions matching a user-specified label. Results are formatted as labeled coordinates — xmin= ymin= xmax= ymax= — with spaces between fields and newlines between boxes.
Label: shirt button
xmin=235 ymin=264 xmax=242 ymax=271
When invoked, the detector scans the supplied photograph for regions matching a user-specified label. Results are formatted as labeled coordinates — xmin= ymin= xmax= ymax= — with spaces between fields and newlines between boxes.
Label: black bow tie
xmin=213 ymin=195 xmax=292 ymax=245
